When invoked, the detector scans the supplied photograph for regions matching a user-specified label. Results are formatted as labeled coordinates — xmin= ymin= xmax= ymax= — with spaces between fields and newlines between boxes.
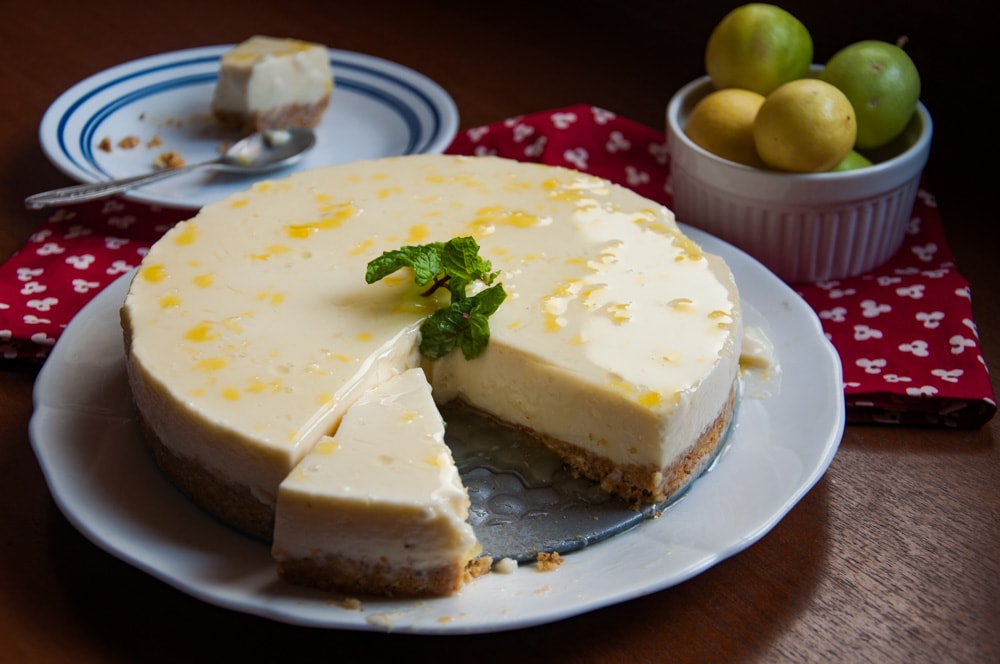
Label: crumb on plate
xmin=338 ymin=597 xmax=362 ymax=611
xmin=536 ymin=551 xmax=564 ymax=572
xmin=465 ymin=555 xmax=493 ymax=581
xmin=153 ymin=151 xmax=186 ymax=169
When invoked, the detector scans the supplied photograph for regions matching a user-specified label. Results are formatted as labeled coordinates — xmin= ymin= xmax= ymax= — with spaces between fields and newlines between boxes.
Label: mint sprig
xmin=366 ymin=237 xmax=506 ymax=360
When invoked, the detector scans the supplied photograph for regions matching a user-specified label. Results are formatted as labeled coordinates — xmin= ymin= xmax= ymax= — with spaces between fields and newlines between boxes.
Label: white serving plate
xmin=29 ymin=225 xmax=844 ymax=634
xmin=39 ymin=45 xmax=458 ymax=209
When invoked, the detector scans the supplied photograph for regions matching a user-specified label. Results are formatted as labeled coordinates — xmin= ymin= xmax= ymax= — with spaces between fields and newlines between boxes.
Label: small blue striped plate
xmin=39 ymin=45 xmax=459 ymax=210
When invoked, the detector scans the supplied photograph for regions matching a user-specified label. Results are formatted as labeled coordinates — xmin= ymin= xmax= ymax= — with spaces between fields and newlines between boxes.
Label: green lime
xmin=705 ymin=3 xmax=813 ymax=96
xmin=831 ymin=150 xmax=873 ymax=171
xmin=820 ymin=40 xmax=921 ymax=150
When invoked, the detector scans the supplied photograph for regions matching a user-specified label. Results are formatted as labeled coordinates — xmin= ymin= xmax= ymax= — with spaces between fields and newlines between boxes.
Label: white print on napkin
xmin=64 ymin=225 xmax=93 ymax=239
xmin=911 ymin=243 xmax=937 ymax=262
xmin=820 ymin=307 xmax=847 ymax=323
xmin=916 ymin=311 xmax=945 ymax=329
xmin=17 ymin=267 xmax=43 ymax=281
xmin=513 ymin=124 xmax=535 ymax=143
xmin=625 ymin=166 xmax=649 ymax=187
xmin=895 ymin=284 xmax=926 ymax=299
xmin=106 ymin=260 xmax=135 ymax=276
xmin=861 ymin=299 xmax=891 ymax=317
xmin=898 ymin=340 xmax=930 ymax=357
xmin=857 ymin=358 xmax=887 ymax=374
xmin=648 ymin=141 xmax=669 ymax=165
xmin=853 ymin=324 xmax=883 ymax=341
xmin=66 ymin=254 xmax=96 ymax=270
xmin=591 ymin=108 xmax=616 ymax=125
xmin=524 ymin=136 xmax=547 ymax=158
xmin=30 ymin=332 xmax=56 ymax=346
xmin=606 ymin=131 xmax=630 ymax=153
xmin=26 ymin=297 xmax=58 ymax=312
xmin=949 ymin=335 xmax=977 ymax=355
xmin=72 ymin=279 xmax=101 ymax=294
xmin=551 ymin=112 xmax=577 ymax=130
xmin=35 ymin=242 xmax=64 ymax=256
xmin=932 ymin=369 xmax=963 ymax=383
xmin=563 ymin=147 xmax=588 ymax=170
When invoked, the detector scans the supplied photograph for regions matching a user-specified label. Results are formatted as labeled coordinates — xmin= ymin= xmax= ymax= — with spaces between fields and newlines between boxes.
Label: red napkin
xmin=2 ymin=104 xmax=995 ymax=427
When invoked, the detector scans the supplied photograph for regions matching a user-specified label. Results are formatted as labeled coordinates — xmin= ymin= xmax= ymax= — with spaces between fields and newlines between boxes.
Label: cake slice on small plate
xmin=211 ymin=35 xmax=334 ymax=134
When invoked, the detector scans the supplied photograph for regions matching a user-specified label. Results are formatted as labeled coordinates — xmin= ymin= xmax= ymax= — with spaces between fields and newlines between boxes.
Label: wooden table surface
xmin=2 ymin=1 xmax=997 ymax=661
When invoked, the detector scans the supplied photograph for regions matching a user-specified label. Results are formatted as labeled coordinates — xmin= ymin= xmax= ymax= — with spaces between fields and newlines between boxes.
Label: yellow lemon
xmin=705 ymin=3 xmax=813 ymax=96
xmin=753 ymin=79 xmax=857 ymax=172
xmin=684 ymin=88 xmax=766 ymax=167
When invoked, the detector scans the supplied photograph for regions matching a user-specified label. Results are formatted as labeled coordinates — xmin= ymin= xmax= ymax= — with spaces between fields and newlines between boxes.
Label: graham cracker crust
xmin=137 ymin=415 xmax=275 ymax=542
xmin=500 ymin=386 xmax=738 ymax=505
xmin=213 ymin=95 xmax=331 ymax=135
xmin=276 ymin=553 xmax=468 ymax=598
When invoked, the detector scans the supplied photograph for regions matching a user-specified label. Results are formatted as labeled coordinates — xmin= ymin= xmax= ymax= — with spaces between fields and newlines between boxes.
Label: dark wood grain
xmin=2 ymin=1 xmax=997 ymax=661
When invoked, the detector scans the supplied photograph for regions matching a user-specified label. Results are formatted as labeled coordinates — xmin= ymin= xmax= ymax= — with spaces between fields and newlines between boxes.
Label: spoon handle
xmin=24 ymin=161 xmax=211 ymax=210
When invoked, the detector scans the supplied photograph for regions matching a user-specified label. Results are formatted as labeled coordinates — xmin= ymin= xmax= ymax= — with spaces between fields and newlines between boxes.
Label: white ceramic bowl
xmin=666 ymin=74 xmax=932 ymax=283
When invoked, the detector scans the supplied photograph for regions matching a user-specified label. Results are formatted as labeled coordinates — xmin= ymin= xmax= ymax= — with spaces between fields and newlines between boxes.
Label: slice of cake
xmin=211 ymin=35 xmax=333 ymax=134
xmin=121 ymin=154 xmax=743 ymax=597
xmin=272 ymin=368 xmax=480 ymax=597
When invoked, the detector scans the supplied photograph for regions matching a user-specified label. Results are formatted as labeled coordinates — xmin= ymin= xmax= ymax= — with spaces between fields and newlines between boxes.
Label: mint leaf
xmin=419 ymin=283 xmax=507 ymax=360
xmin=365 ymin=242 xmax=445 ymax=287
xmin=366 ymin=237 xmax=506 ymax=360
xmin=439 ymin=236 xmax=498 ymax=298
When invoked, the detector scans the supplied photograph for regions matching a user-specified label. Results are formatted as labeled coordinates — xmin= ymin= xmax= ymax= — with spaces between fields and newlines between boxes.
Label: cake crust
xmin=213 ymin=97 xmax=331 ymax=135
xmin=276 ymin=552 xmax=469 ymax=598
xmin=535 ymin=387 xmax=737 ymax=504
xmin=138 ymin=414 xmax=275 ymax=541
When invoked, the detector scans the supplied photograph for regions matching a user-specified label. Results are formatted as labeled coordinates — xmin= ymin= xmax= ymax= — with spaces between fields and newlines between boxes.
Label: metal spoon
xmin=25 ymin=127 xmax=317 ymax=210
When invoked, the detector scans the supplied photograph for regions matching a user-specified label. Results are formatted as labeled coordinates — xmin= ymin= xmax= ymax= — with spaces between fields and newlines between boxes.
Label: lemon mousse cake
xmin=272 ymin=368 xmax=480 ymax=596
xmin=121 ymin=154 xmax=742 ymax=596
xmin=211 ymin=35 xmax=334 ymax=134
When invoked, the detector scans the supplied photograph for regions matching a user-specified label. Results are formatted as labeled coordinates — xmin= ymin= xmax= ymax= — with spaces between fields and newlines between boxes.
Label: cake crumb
xmin=338 ymin=597 xmax=362 ymax=611
xmin=117 ymin=135 xmax=141 ymax=150
xmin=536 ymin=551 xmax=564 ymax=571
xmin=493 ymin=557 xmax=518 ymax=574
xmin=98 ymin=137 xmax=113 ymax=153
xmin=465 ymin=555 xmax=493 ymax=580
xmin=366 ymin=613 xmax=395 ymax=629
xmin=153 ymin=151 xmax=186 ymax=169
xmin=147 ymin=135 xmax=163 ymax=148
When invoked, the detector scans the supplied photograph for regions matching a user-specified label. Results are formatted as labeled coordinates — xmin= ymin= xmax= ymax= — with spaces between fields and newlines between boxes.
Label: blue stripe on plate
xmin=57 ymin=56 xmax=222 ymax=176
xmin=57 ymin=49 xmax=450 ymax=178
xmin=79 ymin=73 xmax=216 ymax=170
